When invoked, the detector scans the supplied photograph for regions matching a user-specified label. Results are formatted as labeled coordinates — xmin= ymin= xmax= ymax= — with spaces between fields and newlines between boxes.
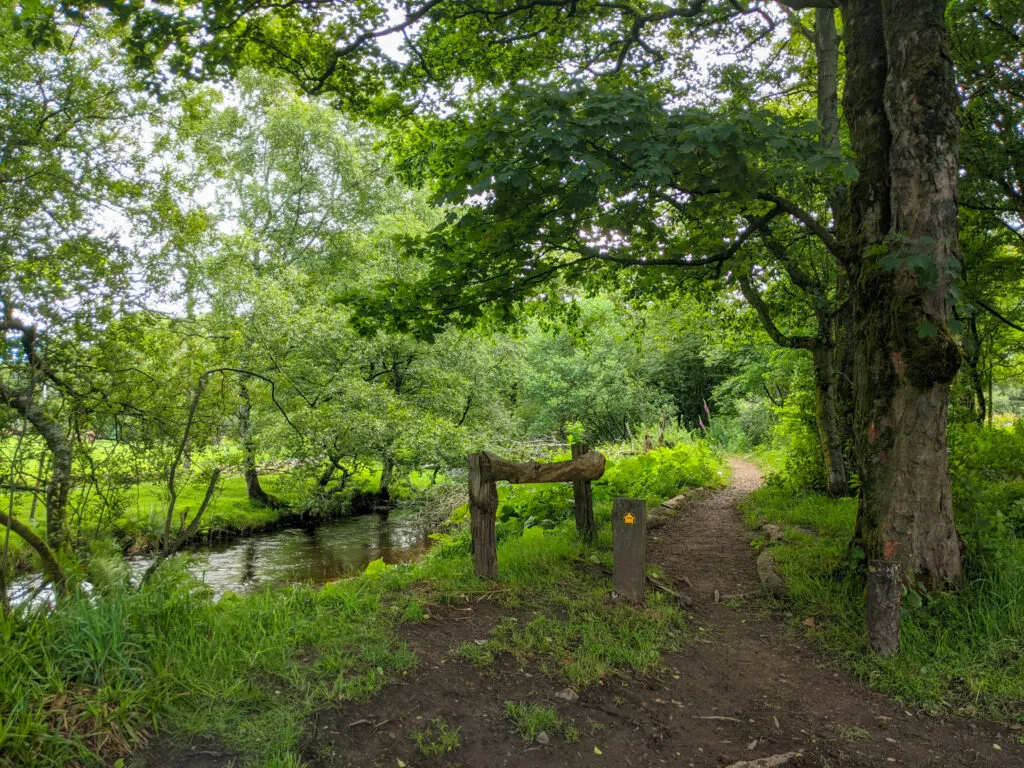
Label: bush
xmin=762 ymin=386 xmax=828 ymax=493
xmin=949 ymin=422 xmax=1024 ymax=569
xmin=599 ymin=439 xmax=726 ymax=507
xmin=764 ymin=422 xmax=827 ymax=493
xmin=498 ymin=483 xmax=574 ymax=529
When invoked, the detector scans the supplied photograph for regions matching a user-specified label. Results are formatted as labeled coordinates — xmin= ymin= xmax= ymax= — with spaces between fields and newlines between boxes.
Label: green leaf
xmin=880 ymin=253 xmax=904 ymax=272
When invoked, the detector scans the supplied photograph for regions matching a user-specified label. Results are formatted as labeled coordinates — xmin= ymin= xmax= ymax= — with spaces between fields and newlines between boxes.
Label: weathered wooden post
xmin=571 ymin=443 xmax=596 ymax=542
xmin=866 ymin=559 xmax=901 ymax=656
xmin=468 ymin=453 xmax=499 ymax=580
xmin=466 ymin=449 xmax=606 ymax=580
xmin=612 ymin=497 xmax=646 ymax=604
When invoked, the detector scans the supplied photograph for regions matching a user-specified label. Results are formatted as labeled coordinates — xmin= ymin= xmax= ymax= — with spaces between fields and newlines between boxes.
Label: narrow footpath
xmin=155 ymin=460 xmax=1021 ymax=768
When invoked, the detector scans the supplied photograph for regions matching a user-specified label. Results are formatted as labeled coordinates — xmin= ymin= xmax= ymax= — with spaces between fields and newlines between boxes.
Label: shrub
xmin=599 ymin=439 xmax=726 ymax=507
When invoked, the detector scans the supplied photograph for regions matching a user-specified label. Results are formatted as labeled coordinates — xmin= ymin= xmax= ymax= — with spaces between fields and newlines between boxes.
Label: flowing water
xmin=169 ymin=509 xmax=433 ymax=596
xmin=8 ymin=509 xmax=433 ymax=606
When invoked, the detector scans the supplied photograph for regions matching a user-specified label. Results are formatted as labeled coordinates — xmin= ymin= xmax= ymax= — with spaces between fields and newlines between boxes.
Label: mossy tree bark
xmin=843 ymin=0 xmax=963 ymax=588
xmin=816 ymin=6 xmax=857 ymax=483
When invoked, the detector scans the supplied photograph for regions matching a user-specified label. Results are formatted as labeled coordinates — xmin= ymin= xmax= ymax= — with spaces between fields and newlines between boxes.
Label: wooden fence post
xmin=468 ymin=452 xmax=499 ymax=580
xmin=867 ymin=559 xmax=901 ymax=656
xmin=612 ymin=497 xmax=646 ymax=604
xmin=572 ymin=443 xmax=596 ymax=542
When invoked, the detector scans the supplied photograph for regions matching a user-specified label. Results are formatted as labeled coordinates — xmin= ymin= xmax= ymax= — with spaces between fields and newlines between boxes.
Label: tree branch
xmin=737 ymin=273 xmax=819 ymax=350
xmin=976 ymin=298 xmax=1024 ymax=333
xmin=757 ymin=192 xmax=841 ymax=257
xmin=143 ymin=468 xmax=222 ymax=586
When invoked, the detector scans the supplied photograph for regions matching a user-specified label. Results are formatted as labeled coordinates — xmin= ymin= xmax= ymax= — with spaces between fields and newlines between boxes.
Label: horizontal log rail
xmin=479 ymin=450 xmax=605 ymax=484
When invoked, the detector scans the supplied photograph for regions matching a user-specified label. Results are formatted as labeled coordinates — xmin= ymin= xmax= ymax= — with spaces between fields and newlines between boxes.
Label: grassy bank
xmin=740 ymin=488 xmax=1024 ymax=721
xmin=0 ymin=439 xmax=727 ymax=767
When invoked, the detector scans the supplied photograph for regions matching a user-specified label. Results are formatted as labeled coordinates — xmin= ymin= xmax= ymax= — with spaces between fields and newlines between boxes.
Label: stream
xmin=8 ymin=509 xmax=434 ymax=606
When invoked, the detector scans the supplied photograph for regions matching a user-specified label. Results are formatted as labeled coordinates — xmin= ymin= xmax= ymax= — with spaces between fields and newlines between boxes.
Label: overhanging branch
xmin=976 ymin=298 xmax=1024 ymax=333
xmin=737 ymin=273 xmax=819 ymax=351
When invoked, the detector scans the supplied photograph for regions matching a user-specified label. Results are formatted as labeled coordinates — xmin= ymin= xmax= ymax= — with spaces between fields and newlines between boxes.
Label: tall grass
xmin=0 ymin=562 xmax=418 ymax=767
xmin=741 ymin=487 xmax=1024 ymax=720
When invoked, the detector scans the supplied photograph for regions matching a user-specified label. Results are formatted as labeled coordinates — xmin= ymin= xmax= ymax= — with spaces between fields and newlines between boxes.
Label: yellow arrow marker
xmin=624 ymin=512 xmax=635 ymax=525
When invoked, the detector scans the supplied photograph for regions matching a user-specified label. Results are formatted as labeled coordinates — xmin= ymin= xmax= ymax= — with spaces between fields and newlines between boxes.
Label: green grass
xmin=0 ymin=562 xmax=420 ymax=767
xmin=455 ymin=640 xmax=495 ymax=666
xmin=740 ymin=487 xmax=1024 ymax=721
xmin=409 ymin=717 xmax=461 ymax=756
xmin=0 ymin=504 xmax=695 ymax=767
xmin=0 ymin=438 xmax=726 ymax=766
xmin=504 ymin=700 xmax=579 ymax=743
xmin=740 ymin=487 xmax=855 ymax=540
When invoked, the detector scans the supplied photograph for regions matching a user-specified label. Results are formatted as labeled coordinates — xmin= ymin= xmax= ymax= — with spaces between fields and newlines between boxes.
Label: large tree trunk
xmin=833 ymin=279 xmax=857 ymax=478
xmin=816 ymin=7 xmax=856 ymax=488
xmin=844 ymin=0 xmax=963 ymax=588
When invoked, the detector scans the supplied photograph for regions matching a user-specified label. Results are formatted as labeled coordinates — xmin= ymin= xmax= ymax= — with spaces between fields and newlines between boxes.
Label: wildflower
xmin=698 ymin=417 xmax=705 ymax=429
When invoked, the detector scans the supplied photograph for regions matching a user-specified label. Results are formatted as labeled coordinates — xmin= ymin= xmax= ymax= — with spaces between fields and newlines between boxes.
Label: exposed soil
xmin=146 ymin=460 xmax=1023 ymax=767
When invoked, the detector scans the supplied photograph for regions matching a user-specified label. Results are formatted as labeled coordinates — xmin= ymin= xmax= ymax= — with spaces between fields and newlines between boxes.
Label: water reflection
xmin=176 ymin=509 xmax=432 ymax=597
xmin=8 ymin=510 xmax=433 ymax=605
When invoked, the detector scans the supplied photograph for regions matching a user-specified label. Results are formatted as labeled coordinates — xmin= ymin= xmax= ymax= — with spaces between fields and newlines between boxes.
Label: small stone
xmin=554 ymin=687 xmax=580 ymax=703
xmin=761 ymin=523 xmax=785 ymax=541
xmin=756 ymin=551 xmax=786 ymax=598
xmin=535 ymin=731 xmax=550 ymax=745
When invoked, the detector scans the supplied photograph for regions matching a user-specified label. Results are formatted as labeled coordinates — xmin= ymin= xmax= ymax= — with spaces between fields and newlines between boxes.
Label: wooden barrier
xmin=572 ymin=443 xmax=597 ymax=543
xmin=467 ymin=448 xmax=606 ymax=579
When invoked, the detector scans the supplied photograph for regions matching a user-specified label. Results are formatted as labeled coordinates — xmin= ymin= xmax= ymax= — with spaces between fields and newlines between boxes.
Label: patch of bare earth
xmin=143 ymin=460 xmax=1023 ymax=767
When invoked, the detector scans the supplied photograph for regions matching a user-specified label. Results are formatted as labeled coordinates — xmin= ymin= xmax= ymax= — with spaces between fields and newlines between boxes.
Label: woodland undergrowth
xmin=0 ymin=438 xmax=724 ymax=768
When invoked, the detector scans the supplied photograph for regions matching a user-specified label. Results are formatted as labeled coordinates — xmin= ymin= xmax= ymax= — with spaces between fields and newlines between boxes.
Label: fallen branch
xmin=575 ymin=558 xmax=693 ymax=606
xmin=718 ymin=591 xmax=757 ymax=601
xmin=647 ymin=574 xmax=693 ymax=607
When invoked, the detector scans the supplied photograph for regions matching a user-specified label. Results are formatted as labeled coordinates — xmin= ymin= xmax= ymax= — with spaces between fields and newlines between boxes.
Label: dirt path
xmin=643 ymin=459 xmax=1020 ymax=767
xmin=159 ymin=460 xmax=1022 ymax=767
